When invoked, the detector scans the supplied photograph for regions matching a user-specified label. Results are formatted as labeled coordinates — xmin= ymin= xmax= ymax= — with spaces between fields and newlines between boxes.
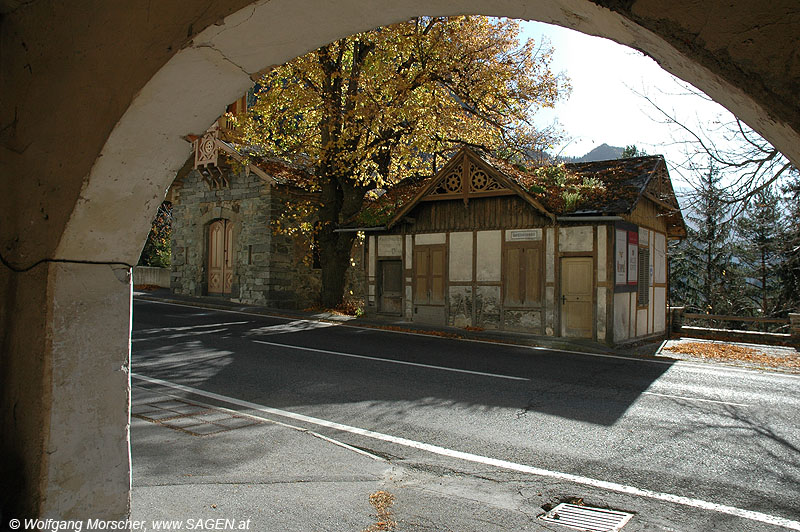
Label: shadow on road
xmin=132 ymin=302 xmax=674 ymax=427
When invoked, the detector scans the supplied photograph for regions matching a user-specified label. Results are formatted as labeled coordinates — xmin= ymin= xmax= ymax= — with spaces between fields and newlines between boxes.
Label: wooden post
xmin=668 ymin=306 xmax=684 ymax=334
xmin=790 ymin=313 xmax=800 ymax=344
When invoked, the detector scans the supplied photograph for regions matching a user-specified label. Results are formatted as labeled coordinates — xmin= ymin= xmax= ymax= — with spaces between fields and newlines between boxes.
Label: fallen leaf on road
xmin=363 ymin=490 xmax=396 ymax=532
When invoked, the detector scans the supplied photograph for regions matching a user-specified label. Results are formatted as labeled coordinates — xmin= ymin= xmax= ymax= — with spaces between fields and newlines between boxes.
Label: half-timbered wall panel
xmin=449 ymin=232 xmax=473 ymax=282
xmin=476 ymin=231 xmax=502 ymax=282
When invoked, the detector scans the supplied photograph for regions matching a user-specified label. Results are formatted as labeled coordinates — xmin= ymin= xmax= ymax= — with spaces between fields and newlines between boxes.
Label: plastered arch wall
xmin=1 ymin=0 xmax=798 ymax=520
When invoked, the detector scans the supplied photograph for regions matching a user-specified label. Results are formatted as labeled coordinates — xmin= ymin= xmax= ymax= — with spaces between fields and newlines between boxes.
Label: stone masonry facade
xmin=171 ymin=168 xmax=364 ymax=309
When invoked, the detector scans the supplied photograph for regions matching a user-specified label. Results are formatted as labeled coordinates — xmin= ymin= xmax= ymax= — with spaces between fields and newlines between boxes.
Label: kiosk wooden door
xmin=208 ymin=219 xmax=234 ymax=294
xmin=413 ymin=244 xmax=446 ymax=324
xmin=378 ymin=260 xmax=403 ymax=315
xmin=560 ymin=257 xmax=593 ymax=338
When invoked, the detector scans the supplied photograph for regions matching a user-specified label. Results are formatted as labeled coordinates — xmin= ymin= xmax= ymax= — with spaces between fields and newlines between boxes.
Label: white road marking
xmin=131 ymin=383 xmax=386 ymax=462
xmin=251 ymin=339 xmax=529 ymax=381
xmin=641 ymin=391 xmax=750 ymax=407
xmin=135 ymin=298 xmax=800 ymax=381
xmin=131 ymin=373 xmax=800 ymax=531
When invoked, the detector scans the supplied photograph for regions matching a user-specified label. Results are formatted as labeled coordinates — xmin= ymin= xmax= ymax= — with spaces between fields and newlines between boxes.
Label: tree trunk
xmin=316 ymin=170 xmax=364 ymax=308
xmin=319 ymin=229 xmax=356 ymax=307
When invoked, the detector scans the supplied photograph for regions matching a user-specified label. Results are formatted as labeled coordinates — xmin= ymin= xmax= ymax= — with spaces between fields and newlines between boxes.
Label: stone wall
xmin=170 ymin=169 xmax=321 ymax=308
xmin=170 ymin=168 xmax=365 ymax=309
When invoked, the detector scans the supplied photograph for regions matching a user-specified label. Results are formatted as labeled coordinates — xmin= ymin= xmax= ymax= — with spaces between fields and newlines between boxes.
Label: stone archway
xmin=2 ymin=0 xmax=798 ymax=520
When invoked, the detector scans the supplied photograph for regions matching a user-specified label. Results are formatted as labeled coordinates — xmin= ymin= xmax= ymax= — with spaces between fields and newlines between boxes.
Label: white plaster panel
xmin=368 ymin=236 xmax=376 ymax=277
xmin=597 ymin=286 xmax=607 ymax=341
xmin=476 ymin=230 xmax=502 ymax=282
xmin=559 ymin=226 xmax=593 ymax=252
xmin=630 ymin=293 xmax=637 ymax=338
xmin=654 ymin=287 xmax=667 ymax=333
xmin=405 ymin=286 xmax=413 ymax=319
xmin=377 ymin=235 xmax=402 ymax=257
xmin=597 ymin=226 xmax=607 ymax=282
xmin=546 ymin=228 xmax=555 ymax=283
xmin=637 ymin=308 xmax=648 ymax=337
xmin=449 ymin=232 xmax=473 ymax=282
xmin=650 ymin=232 xmax=655 ymax=285
xmin=649 ymin=286 xmax=655 ymax=334
xmin=415 ymin=233 xmax=446 ymax=245
xmin=405 ymin=235 xmax=413 ymax=266
xmin=545 ymin=286 xmax=555 ymax=335
xmin=614 ymin=292 xmax=630 ymax=343
xmin=654 ymin=232 xmax=667 ymax=284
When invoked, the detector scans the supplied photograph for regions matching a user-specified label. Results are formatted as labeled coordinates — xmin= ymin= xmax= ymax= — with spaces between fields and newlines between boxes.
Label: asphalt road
xmin=131 ymin=298 xmax=800 ymax=530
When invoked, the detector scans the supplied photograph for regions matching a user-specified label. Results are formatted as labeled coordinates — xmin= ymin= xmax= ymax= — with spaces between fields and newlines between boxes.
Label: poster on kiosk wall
xmin=628 ymin=231 xmax=638 ymax=285
xmin=615 ymin=229 xmax=627 ymax=285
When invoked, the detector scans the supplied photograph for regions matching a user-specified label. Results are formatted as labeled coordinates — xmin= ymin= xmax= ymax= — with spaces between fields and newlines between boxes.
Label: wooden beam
xmin=683 ymin=313 xmax=789 ymax=324
xmin=643 ymin=191 xmax=678 ymax=212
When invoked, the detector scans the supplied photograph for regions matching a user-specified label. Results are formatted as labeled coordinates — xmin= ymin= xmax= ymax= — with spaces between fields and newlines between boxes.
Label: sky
xmin=519 ymin=21 xmax=737 ymax=186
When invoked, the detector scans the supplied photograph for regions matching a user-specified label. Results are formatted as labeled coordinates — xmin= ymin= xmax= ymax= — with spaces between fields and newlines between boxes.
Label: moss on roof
xmin=481 ymin=152 xmax=663 ymax=215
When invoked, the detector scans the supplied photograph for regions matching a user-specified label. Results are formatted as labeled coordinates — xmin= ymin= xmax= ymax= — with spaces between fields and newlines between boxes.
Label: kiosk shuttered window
xmin=638 ymin=248 xmax=650 ymax=306
xmin=504 ymin=242 xmax=542 ymax=306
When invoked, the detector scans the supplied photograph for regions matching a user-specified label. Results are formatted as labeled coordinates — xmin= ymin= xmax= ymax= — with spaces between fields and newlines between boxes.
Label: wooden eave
xmin=215 ymin=141 xmax=279 ymax=186
xmin=628 ymin=158 xmax=687 ymax=239
xmin=387 ymin=147 xmax=554 ymax=228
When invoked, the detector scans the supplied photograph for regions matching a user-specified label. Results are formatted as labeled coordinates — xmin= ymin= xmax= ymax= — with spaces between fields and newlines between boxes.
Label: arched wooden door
xmin=208 ymin=219 xmax=234 ymax=294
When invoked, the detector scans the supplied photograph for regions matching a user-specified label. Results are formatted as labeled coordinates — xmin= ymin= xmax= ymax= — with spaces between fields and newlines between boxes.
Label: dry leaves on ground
xmin=665 ymin=342 xmax=800 ymax=369
xmin=363 ymin=490 xmax=396 ymax=532
xmin=133 ymin=284 xmax=161 ymax=292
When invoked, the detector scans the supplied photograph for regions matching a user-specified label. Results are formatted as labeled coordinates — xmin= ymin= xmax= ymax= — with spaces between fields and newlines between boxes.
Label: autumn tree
xmin=138 ymin=201 xmax=172 ymax=268
xmin=238 ymin=16 xmax=568 ymax=306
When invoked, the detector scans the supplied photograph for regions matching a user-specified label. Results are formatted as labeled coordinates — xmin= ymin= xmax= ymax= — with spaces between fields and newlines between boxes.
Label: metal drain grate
xmin=540 ymin=503 xmax=633 ymax=532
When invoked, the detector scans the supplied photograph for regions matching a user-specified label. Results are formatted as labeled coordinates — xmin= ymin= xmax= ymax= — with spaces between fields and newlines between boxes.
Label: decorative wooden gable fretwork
xmin=189 ymin=121 xmax=278 ymax=191
xmin=424 ymin=152 xmax=514 ymax=205
xmin=430 ymin=163 xmax=463 ymax=196
xmin=192 ymin=124 xmax=229 ymax=190
xmin=194 ymin=124 xmax=220 ymax=169
xmin=387 ymin=147 xmax=554 ymax=229
xmin=198 ymin=165 xmax=230 ymax=190
xmin=469 ymin=162 xmax=505 ymax=193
